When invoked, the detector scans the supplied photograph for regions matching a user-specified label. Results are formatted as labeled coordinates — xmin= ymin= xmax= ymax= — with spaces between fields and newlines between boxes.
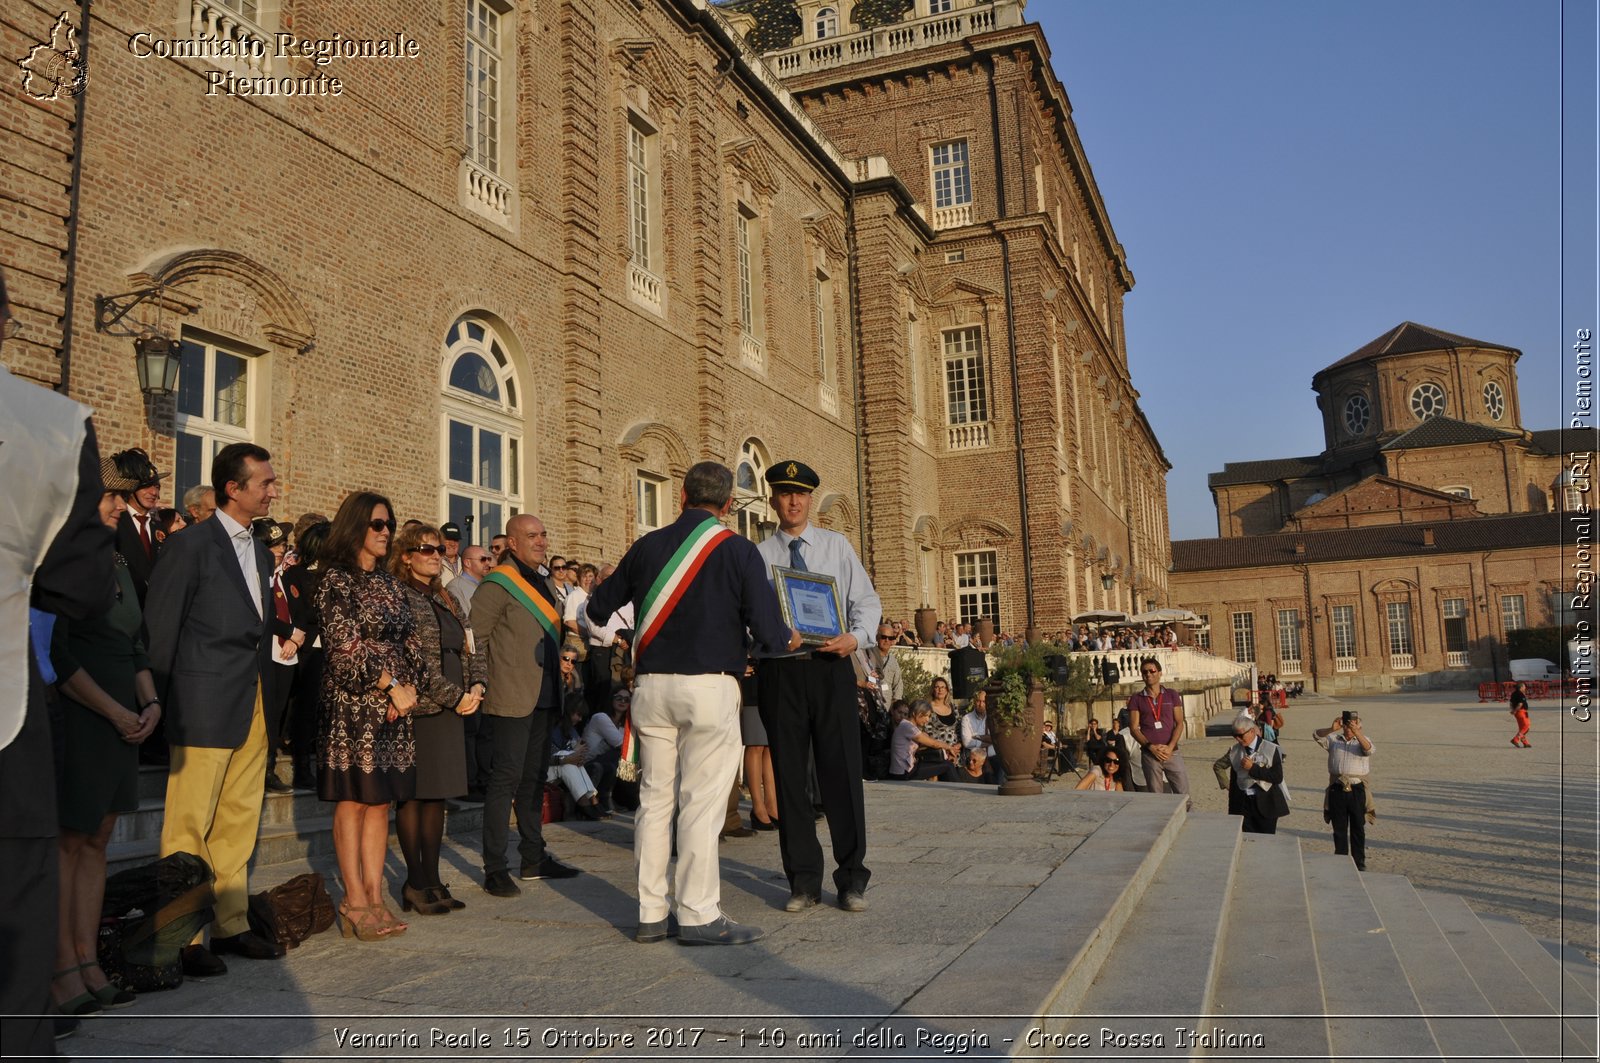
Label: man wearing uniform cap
xmin=111 ymin=447 xmax=166 ymax=606
xmin=587 ymin=461 xmax=800 ymax=944
xmin=438 ymin=522 xmax=463 ymax=586
xmin=756 ymin=459 xmax=881 ymax=914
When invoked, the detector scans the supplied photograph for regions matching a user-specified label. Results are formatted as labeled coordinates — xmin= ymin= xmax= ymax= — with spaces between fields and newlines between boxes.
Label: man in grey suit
xmin=146 ymin=442 xmax=285 ymax=973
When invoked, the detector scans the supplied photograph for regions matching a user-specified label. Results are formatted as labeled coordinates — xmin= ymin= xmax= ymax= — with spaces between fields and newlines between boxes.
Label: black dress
xmin=402 ymin=586 xmax=484 ymax=800
xmin=316 ymin=566 xmax=422 ymax=804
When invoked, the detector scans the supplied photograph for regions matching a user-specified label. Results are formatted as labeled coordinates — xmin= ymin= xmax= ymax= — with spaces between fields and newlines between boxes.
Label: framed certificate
xmin=771 ymin=566 xmax=844 ymax=646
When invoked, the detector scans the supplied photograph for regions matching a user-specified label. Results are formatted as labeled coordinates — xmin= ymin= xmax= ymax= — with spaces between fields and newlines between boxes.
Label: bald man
xmin=471 ymin=515 xmax=580 ymax=897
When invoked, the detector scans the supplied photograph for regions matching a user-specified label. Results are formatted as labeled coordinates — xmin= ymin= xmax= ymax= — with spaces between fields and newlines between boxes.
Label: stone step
xmin=110 ymin=788 xmax=331 ymax=846
xmin=1205 ymin=832 xmax=1329 ymax=1060
xmin=1537 ymin=938 xmax=1600 ymax=1003
xmin=1478 ymin=913 xmax=1599 ymax=1019
xmin=108 ymin=802 xmax=485 ymax=875
xmin=1301 ymin=854 xmax=1438 ymax=1059
xmin=1061 ymin=812 xmax=1242 ymax=1056
xmin=859 ymin=794 xmax=1188 ymax=1055
xmin=1417 ymin=889 xmax=1592 ymax=1059
xmin=1360 ymin=872 xmax=1522 ymax=1061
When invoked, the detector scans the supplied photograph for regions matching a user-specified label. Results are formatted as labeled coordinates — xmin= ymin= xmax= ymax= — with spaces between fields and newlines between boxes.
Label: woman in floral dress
xmin=316 ymin=491 xmax=425 ymax=940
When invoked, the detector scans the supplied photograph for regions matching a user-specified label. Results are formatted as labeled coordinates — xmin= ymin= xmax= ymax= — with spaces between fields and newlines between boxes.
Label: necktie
xmin=136 ymin=514 xmax=152 ymax=558
xmin=788 ymin=537 xmax=807 ymax=572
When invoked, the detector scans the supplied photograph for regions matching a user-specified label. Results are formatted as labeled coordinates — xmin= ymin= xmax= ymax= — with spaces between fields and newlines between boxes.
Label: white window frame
xmin=815 ymin=6 xmax=839 ymax=39
xmin=1231 ymin=611 xmax=1256 ymax=664
xmin=465 ymin=0 xmax=506 ymax=174
xmin=1442 ymin=597 xmax=1469 ymax=663
xmin=1386 ymin=601 xmax=1415 ymax=666
xmin=734 ymin=438 xmax=773 ymax=543
xmin=1500 ymin=593 xmax=1526 ymax=635
xmin=942 ymin=326 xmax=987 ymax=425
xmin=930 ymin=139 xmax=972 ymax=210
xmin=955 ymin=549 xmax=999 ymax=629
xmin=635 ymin=472 xmax=666 ymax=537
xmin=440 ymin=316 xmax=523 ymax=546
xmin=737 ymin=208 xmax=756 ymax=334
xmin=1483 ymin=380 xmax=1506 ymax=420
xmin=174 ymin=332 xmax=258 ymax=507
xmin=1331 ymin=604 xmax=1357 ymax=666
xmin=1409 ymin=381 xmax=1447 ymax=420
xmin=627 ymin=119 xmax=653 ymax=268
xmin=1276 ymin=608 xmax=1302 ymax=673
xmin=1194 ymin=613 xmax=1210 ymax=652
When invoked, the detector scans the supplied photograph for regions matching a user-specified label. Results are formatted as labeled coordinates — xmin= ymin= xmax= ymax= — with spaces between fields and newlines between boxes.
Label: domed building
xmin=1171 ymin=323 xmax=1589 ymax=692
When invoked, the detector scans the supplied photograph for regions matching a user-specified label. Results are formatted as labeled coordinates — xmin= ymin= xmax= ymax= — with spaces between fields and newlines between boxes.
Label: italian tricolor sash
xmin=482 ymin=564 xmax=562 ymax=644
xmin=634 ymin=515 xmax=736 ymax=660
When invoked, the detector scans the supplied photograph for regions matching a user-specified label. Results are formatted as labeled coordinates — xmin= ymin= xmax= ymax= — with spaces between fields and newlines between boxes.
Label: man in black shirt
xmin=588 ymin=462 xmax=798 ymax=946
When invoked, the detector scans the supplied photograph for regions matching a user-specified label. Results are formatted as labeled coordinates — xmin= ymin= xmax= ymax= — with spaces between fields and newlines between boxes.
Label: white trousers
xmin=632 ymin=672 xmax=742 ymax=927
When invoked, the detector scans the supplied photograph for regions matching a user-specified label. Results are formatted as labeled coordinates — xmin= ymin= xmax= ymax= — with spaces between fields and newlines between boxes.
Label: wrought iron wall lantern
xmin=94 ymin=284 xmax=192 ymax=397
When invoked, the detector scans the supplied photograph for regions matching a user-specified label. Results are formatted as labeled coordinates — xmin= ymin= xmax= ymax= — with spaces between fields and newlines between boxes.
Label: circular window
xmin=1483 ymin=381 xmax=1505 ymax=421
xmin=1342 ymin=394 xmax=1370 ymax=436
xmin=1409 ymin=382 xmax=1446 ymax=421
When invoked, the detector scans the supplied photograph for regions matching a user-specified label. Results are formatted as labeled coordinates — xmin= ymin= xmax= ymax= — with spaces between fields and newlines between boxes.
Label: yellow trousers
xmin=159 ymin=685 xmax=268 ymax=938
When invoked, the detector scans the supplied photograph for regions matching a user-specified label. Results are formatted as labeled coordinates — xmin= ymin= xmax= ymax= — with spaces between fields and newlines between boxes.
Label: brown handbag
xmin=247 ymin=872 xmax=336 ymax=949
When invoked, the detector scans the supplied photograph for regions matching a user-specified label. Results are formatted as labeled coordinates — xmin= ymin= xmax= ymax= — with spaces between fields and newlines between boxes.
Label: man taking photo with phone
xmin=1313 ymin=711 xmax=1374 ymax=871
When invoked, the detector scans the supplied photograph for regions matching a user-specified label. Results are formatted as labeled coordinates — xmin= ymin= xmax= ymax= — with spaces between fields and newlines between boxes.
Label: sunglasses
xmin=369 ymin=518 xmax=396 ymax=533
xmin=1104 ymin=759 xmax=1121 ymax=766
xmin=560 ymin=655 xmax=577 ymax=663
xmin=409 ymin=544 xmax=442 ymax=556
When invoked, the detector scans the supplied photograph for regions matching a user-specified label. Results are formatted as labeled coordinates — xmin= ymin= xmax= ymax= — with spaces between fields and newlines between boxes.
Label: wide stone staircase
xmin=100 ymin=768 xmax=1596 ymax=1061
xmin=875 ymin=802 xmax=1597 ymax=1061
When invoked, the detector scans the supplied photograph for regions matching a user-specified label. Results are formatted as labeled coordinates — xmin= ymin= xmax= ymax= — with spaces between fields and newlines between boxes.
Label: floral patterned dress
xmin=316 ymin=565 xmax=425 ymax=804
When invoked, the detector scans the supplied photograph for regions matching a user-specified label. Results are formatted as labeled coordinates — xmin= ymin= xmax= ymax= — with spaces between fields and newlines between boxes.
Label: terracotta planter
xmin=988 ymin=676 xmax=1045 ymax=796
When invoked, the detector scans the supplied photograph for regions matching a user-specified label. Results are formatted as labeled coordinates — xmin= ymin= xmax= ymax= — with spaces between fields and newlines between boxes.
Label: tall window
xmin=174 ymin=334 xmax=255 ymax=506
xmin=955 ymin=550 xmax=999 ymax=629
xmin=1500 ymin=593 xmax=1526 ymax=634
xmin=1194 ymin=613 xmax=1210 ymax=652
xmin=908 ymin=314 xmax=925 ymax=419
xmin=943 ymin=327 xmax=987 ymax=425
xmin=441 ymin=316 xmax=522 ymax=545
xmin=465 ymin=0 xmax=504 ymax=173
xmin=734 ymin=439 xmax=772 ymax=543
xmin=627 ymin=120 xmax=652 ymax=267
xmin=1442 ymin=598 xmax=1468 ymax=659
xmin=635 ymin=473 xmax=665 ymax=537
xmin=1386 ymin=601 xmax=1414 ymax=660
xmin=736 ymin=209 xmax=755 ymax=333
xmin=1276 ymin=609 xmax=1302 ymax=671
xmin=931 ymin=140 xmax=972 ymax=210
xmin=1332 ymin=605 xmax=1356 ymax=661
xmin=1231 ymin=611 xmax=1256 ymax=664
xmin=815 ymin=268 xmax=834 ymax=383
xmin=815 ymin=6 xmax=839 ymax=38
xmin=928 ymin=0 xmax=954 ymax=12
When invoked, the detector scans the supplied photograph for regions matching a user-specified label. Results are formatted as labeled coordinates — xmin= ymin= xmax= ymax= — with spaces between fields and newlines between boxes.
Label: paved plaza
xmin=60 ymin=688 xmax=1598 ymax=1061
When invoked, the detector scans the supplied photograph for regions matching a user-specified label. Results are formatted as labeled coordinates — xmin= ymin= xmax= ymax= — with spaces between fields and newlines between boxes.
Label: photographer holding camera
xmin=1313 ymin=711 xmax=1375 ymax=871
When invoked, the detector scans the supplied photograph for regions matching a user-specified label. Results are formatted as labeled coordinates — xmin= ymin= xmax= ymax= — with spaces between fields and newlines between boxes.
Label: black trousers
xmin=462 ymin=711 xmax=494 ymax=792
xmin=1328 ymin=782 xmax=1367 ymax=867
xmin=262 ymin=659 xmax=296 ymax=764
xmin=481 ymin=709 xmax=553 ymax=875
xmin=582 ymin=645 xmax=613 ymax=718
xmin=758 ymin=655 xmax=870 ymax=898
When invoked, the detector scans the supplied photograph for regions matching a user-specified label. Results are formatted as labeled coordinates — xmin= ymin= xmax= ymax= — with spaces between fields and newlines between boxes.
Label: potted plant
xmin=985 ymin=642 xmax=1053 ymax=795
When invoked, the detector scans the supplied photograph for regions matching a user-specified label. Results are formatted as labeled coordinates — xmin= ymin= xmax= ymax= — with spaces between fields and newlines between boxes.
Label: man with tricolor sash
xmin=471 ymin=513 xmax=582 ymax=898
xmin=587 ymin=462 xmax=800 ymax=946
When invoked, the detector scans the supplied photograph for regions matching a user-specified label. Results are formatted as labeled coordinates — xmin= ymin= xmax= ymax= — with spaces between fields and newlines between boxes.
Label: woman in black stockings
xmin=390 ymin=522 xmax=485 ymax=914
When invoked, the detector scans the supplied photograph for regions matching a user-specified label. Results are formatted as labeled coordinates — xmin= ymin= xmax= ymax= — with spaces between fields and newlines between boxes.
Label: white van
xmin=1509 ymin=658 xmax=1562 ymax=682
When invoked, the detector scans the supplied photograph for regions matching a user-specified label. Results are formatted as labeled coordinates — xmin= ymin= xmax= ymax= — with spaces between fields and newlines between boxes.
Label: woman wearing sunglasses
xmin=1074 ymin=749 xmax=1128 ymax=792
xmin=390 ymin=522 xmax=485 ymax=914
xmin=315 ymin=492 xmax=424 ymax=940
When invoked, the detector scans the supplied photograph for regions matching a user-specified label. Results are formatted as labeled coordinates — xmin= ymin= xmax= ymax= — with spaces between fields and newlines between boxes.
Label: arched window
xmin=815 ymin=7 xmax=839 ymax=39
xmin=734 ymin=438 xmax=773 ymax=543
xmin=441 ymin=315 xmax=523 ymax=546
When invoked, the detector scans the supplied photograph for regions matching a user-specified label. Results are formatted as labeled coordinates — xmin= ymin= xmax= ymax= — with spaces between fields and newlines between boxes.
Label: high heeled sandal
xmin=79 ymin=962 xmax=136 ymax=1008
xmin=337 ymin=904 xmax=393 ymax=942
xmin=402 ymin=883 xmax=452 ymax=915
xmin=50 ymin=967 xmax=102 ymax=1018
xmin=376 ymin=902 xmax=409 ymax=936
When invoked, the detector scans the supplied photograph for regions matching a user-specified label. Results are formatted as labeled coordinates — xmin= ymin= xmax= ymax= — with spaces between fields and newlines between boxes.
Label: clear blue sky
xmin=1032 ymin=0 xmax=1581 ymax=540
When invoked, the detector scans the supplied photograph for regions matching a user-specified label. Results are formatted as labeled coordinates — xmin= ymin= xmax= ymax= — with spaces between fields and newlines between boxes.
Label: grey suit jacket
xmin=469 ymin=565 xmax=559 ymax=719
xmin=145 ymin=514 xmax=272 ymax=748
